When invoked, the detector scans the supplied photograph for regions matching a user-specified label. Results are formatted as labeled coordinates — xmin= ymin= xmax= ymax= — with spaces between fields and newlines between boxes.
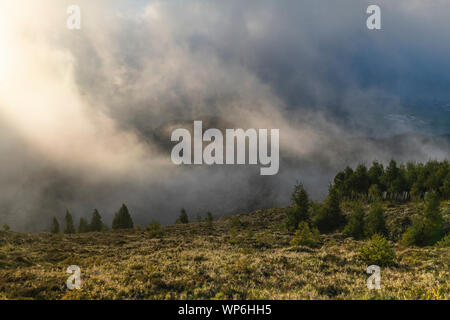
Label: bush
xmin=400 ymin=191 xmax=444 ymax=246
xmin=146 ymin=221 xmax=164 ymax=238
xmin=365 ymin=202 xmax=387 ymax=237
xmin=343 ymin=203 xmax=365 ymax=239
xmin=290 ymin=222 xmax=320 ymax=248
xmin=359 ymin=234 xmax=396 ymax=266
xmin=435 ymin=234 xmax=450 ymax=247
xmin=2 ymin=224 xmax=10 ymax=232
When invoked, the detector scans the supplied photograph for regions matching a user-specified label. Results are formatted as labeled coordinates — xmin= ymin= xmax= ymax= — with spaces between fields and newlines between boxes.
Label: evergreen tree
xmin=314 ymin=186 xmax=345 ymax=233
xmin=285 ymin=183 xmax=310 ymax=231
xmin=78 ymin=217 xmax=89 ymax=233
xmin=401 ymin=191 xmax=443 ymax=246
xmin=90 ymin=209 xmax=103 ymax=232
xmin=343 ymin=202 xmax=365 ymax=239
xmin=64 ymin=210 xmax=76 ymax=234
xmin=112 ymin=204 xmax=134 ymax=229
xmin=353 ymin=164 xmax=370 ymax=195
xmin=368 ymin=161 xmax=384 ymax=190
xmin=365 ymin=202 xmax=387 ymax=237
xmin=176 ymin=208 xmax=189 ymax=224
xmin=50 ymin=217 xmax=60 ymax=234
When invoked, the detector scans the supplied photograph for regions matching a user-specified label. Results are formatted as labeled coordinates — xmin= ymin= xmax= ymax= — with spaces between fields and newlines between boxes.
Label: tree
xmin=176 ymin=208 xmax=189 ymax=224
xmin=368 ymin=161 xmax=384 ymax=190
xmin=90 ymin=209 xmax=103 ymax=232
xmin=112 ymin=204 xmax=134 ymax=229
xmin=64 ymin=210 xmax=76 ymax=234
xmin=2 ymin=224 xmax=10 ymax=231
xmin=401 ymin=191 xmax=443 ymax=246
xmin=353 ymin=164 xmax=370 ymax=195
xmin=285 ymin=183 xmax=310 ymax=231
xmin=50 ymin=217 xmax=60 ymax=234
xmin=314 ymin=186 xmax=345 ymax=233
xmin=365 ymin=202 xmax=387 ymax=237
xmin=205 ymin=212 xmax=213 ymax=228
xmin=343 ymin=203 xmax=365 ymax=239
xmin=78 ymin=218 xmax=89 ymax=233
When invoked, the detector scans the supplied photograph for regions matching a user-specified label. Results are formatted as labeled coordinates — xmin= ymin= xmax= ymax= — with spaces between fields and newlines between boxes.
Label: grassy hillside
xmin=0 ymin=202 xmax=448 ymax=300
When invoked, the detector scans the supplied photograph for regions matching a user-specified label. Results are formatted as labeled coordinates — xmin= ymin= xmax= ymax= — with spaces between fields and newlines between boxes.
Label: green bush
xmin=435 ymin=234 xmax=450 ymax=247
xmin=146 ymin=221 xmax=164 ymax=238
xmin=290 ymin=222 xmax=320 ymax=248
xmin=343 ymin=202 xmax=365 ymax=239
xmin=359 ymin=234 xmax=396 ymax=266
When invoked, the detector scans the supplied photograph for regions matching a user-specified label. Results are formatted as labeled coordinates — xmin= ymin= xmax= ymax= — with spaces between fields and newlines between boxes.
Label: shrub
xmin=314 ymin=186 xmax=345 ymax=233
xmin=400 ymin=191 xmax=444 ymax=246
xmin=435 ymin=234 xmax=450 ymax=247
xmin=229 ymin=216 xmax=242 ymax=228
xmin=359 ymin=234 xmax=396 ymax=266
xmin=2 ymin=224 xmax=10 ymax=232
xmin=365 ymin=202 xmax=387 ymax=237
xmin=175 ymin=208 xmax=189 ymax=224
xmin=112 ymin=204 xmax=134 ymax=229
xmin=290 ymin=221 xmax=320 ymax=248
xmin=146 ymin=221 xmax=164 ymax=238
xmin=343 ymin=203 xmax=365 ymax=239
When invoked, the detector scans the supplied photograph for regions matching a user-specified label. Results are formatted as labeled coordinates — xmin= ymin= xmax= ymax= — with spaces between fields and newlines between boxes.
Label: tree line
xmin=50 ymin=204 xmax=134 ymax=234
xmin=285 ymin=179 xmax=448 ymax=248
xmin=332 ymin=160 xmax=449 ymax=201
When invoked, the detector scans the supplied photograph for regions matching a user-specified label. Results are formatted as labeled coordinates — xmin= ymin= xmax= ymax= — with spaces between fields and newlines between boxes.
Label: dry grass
xmin=0 ymin=204 xmax=448 ymax=300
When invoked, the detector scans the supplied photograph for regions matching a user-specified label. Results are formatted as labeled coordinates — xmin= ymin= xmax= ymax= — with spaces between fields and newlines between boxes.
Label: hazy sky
xmin=0 ymin=0 xmax=449 ymax=231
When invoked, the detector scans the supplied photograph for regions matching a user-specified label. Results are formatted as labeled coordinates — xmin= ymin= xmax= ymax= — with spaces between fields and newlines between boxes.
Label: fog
xmin=0 ymin=0 xmax=449 ymax=231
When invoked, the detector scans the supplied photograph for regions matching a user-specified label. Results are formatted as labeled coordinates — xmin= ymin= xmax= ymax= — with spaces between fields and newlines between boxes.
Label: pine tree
xmin=176 ymin=208 xmax=189 ymax=224
xmin=365 ymin=202 xmax=387 ymax=237
xmin=78 ymin=218 xmax=89 ymax=233
xmin=90 ymin=209 xmax=103 ymax=232
xmin=50 ymin=217 xmax=60 ymax=234
xmin=112 ymin=204 xmax=134 ymax=229
xmin=314 ymin=186 xmax=345 ymax=233
xmin=285 ymin=183 xmax=310 ymax=231
xmin=64 ymin=210 xmax=76 ymax=234
xmin=402 ymin=191 xmax=443 ymax=246
xmin=343 ymin=202 xmax=365 ymax=239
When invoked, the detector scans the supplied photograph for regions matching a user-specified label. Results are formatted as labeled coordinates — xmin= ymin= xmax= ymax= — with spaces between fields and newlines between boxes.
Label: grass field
xmin=0 ymin=202 xmax=448 ymax=300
